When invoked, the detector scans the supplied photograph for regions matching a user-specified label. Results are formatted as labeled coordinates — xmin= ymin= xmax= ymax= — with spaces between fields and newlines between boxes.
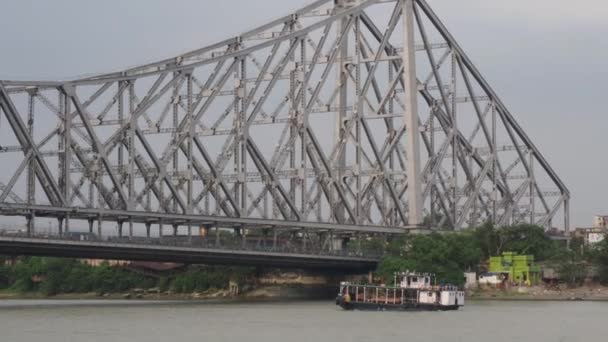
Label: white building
xmin=464 ymin=272 xmax=478 ymax=289
xmin=478 ymin=273 xmax=504 ymax=286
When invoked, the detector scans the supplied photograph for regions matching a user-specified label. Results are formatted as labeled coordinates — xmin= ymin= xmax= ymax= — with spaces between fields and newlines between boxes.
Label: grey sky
xmin=0 ymin=0 xmax=606 ymax=228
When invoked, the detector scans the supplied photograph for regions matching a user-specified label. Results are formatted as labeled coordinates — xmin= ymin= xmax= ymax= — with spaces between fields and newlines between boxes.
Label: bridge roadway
xmin=0 ymin=234 xmax=380 ymax=272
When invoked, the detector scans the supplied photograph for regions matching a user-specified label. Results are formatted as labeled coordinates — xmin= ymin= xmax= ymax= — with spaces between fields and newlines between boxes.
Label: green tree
xmin=472 ymin=223 xmax=499 ymax=259
xmin=377 ymin=232 xmax=481 ymax=286
xmin=594 ymin=238 xmax=608 ymax=285
xmin=0 ymin=264 xmax=9 ymax=289
xmin=498 ymin=224 xmax=554 ymax=260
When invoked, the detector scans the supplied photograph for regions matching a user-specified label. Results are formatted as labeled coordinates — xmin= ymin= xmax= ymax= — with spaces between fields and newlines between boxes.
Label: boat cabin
xmin=398 ymin=272 xmax=434 ymax=289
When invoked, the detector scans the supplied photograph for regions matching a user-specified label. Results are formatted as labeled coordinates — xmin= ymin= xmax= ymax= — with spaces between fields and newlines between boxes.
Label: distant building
xmin=594 ymin=215 xmax=608 ymax=229
xmin=464 ymin=272 xmax=478 ymax=289
xmin=489 ymin=252 xmax=540 ymax=286
xmin=574 ymin=227 xmax=607 ymax=246
xmin=477 ymin=273 xmax=504 ymax=286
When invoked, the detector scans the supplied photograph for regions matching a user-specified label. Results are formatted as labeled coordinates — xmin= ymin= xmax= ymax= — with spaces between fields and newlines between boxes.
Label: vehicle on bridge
xmin=336 ymin=272 xmax=464 ymax=311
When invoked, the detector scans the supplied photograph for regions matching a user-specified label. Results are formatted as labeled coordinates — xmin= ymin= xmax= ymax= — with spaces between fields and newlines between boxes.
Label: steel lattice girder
xmin=0 ymin=0 xmax=569 ymax=235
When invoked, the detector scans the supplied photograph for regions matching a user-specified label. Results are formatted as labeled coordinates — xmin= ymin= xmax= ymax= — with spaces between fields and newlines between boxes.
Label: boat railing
xmin=343 ymin=285 xmax=417 ymax=305
xmin=342 ymin=283 xmax=462 ymax=306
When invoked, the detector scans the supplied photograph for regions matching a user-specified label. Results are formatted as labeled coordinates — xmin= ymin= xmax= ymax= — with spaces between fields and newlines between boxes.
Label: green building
xmin=489 ymin=252 xmax=540 ymax=286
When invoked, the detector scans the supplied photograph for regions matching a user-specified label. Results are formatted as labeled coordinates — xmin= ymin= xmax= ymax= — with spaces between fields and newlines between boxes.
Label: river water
xmin=0 ymin=299 xmax=606 ymax=341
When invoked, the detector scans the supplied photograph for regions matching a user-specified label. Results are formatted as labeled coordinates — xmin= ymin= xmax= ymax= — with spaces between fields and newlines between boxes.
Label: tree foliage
xmin=471 ymin=224 xmax=558 ymax=261
xmin=378 ymin=232 xmax=481 ymax=286
xmin=594 ymin=238 xmax=608 ymax=285
xmin=0 ymin=257 xmax=255 ymax=296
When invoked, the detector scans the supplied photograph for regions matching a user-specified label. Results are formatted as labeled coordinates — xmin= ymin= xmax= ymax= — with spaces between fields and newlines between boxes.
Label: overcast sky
xmin=0 ymin=0 xmax=606 ymax=228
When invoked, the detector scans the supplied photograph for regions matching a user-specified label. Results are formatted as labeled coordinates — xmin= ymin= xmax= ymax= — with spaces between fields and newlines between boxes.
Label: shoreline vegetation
xmin=1 ymin=224 xmax=608 ymax=303
xmin=0 ymin=285 xmax=334 ymax=302
xmin=374 ymin=224 xmax=608 ymax=287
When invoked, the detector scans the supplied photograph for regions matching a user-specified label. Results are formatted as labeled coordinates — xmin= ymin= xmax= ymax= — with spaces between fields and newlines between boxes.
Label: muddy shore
xmin=468 ymin=285 xmax=608 ymax=301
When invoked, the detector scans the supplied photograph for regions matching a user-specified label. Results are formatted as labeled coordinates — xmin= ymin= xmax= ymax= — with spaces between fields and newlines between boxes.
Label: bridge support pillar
xmin=145 ymin=222 xmax=151 ymax=239
xmin=57 ymin=217 xmax=63 ymax=237
xmin=64 ymin=214 xmax=70 ymax=234
xmin=173 ymin=225 xmax=178 ymax=237
xmin=26 ymin=212 xmax=35 ymax=237
xmin=215 ymin=227 xmax=220 ymax=247
xmin=97 ymin=215 xmax=103 ymax=239
xmin=129 ymin=220 xmax=133 ymax=240
xmin=88 ymin=219 xmax=94 ymax=235
xmin=241 ymin=228 xmax=247 ymax=248
xmin=118 ymin=221 xmax=123 ymax=238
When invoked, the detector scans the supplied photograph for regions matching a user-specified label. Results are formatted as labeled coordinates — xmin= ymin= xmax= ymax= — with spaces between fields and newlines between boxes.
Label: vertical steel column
xmin=402 ymin=0 xmax=423 ymax=225
xmin=450 ymin=52 xmax=459 ymax=229
xmin=491 ymin=102 xmax=497 ymax=224
xmin=388 ymin=49 xmax=396 ymax=227
xmin=172 ymin=72 xmax=179 ymax=214
xmin=63 ymin=90 xmax=72 ymax=206
xmin=118 ymin=81 xmax=125 ymax=190
xmin=26 ymin=91 xmax=36 ymax=236
xmin=529 ymin=152 xmax=535 ymax=224
xmin=564 ymin=197 xmax=570 ymax=235
xmin=429 ymin=108 xmax=436 ymax=227
xmin=186 ymin=72 xmax=194 ymax=214
xmin=234 ymin=57 xmax=243 ymax=218
xmin=299 ymin=38 xmax=308 ymax=217
xmin=128 ymin=81 xmax=136 ymax=211
xmin=289 ymin=19 xmax=298 ymax=214
xmin=239 ymin=59 xmax=247 ymax=217
xmin=354 ymin=16 xmax=362 ymax=224
xmin=335 ymin=1 xmax=348 ymax=223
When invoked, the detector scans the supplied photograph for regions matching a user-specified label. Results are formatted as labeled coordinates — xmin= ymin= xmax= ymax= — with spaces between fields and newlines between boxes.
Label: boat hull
xmin=336 ymin=297 xmax=460 ymax=312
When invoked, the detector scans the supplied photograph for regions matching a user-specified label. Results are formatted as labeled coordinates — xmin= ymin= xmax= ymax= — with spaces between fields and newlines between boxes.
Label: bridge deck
xmin=0 ymin=236 xmax=380 ymax=271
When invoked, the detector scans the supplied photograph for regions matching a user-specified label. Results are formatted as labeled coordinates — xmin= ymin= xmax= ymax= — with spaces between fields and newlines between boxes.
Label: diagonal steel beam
xmin=0 ymin=85 xmax=65 ymax=207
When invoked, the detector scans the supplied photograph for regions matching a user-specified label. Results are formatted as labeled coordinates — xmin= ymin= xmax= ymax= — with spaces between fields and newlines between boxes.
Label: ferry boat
xmin=335 ymin=272 xmax=465 ymax=311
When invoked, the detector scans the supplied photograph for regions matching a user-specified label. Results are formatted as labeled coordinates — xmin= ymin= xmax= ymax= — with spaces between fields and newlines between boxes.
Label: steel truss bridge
xmin=0 ymin=0 xmax=569 ymax=266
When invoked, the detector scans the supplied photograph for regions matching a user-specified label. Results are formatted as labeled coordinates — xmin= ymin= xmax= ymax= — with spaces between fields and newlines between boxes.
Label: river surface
xmin=1 ymin=299 xmax=606 ymax=341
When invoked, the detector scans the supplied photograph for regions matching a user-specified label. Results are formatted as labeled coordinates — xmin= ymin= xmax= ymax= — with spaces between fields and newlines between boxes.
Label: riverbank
xmin=468 ymin=285 xmax=608 ymax=301
xmin=4 ymin=285 xmax=608 ymax=303
xmin=0 ymin=284 xmax=335 ymax=302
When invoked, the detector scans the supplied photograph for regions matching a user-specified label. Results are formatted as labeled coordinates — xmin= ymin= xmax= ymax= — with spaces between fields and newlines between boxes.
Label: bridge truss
xmin=0 ymin=0 xmax=569 ymax=246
